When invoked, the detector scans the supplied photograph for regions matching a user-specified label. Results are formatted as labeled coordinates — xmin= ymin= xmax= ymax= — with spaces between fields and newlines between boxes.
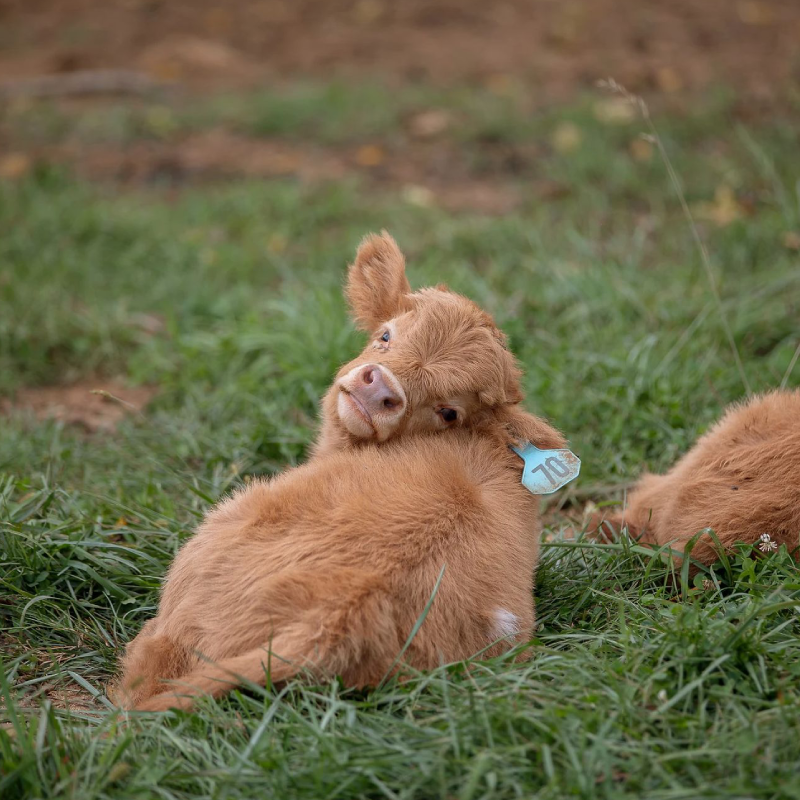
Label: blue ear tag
xmin=510 ymin=441 xmax=581 ymax=495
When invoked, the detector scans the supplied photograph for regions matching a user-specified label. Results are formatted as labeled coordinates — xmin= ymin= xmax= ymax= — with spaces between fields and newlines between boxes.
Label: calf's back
xmin=594 ymin=390 xmax=800 ymax=563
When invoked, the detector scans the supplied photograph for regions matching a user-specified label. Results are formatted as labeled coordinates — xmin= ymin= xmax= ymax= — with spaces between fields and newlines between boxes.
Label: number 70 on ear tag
xmin=510 ymin=442 xmax=581 ymax=495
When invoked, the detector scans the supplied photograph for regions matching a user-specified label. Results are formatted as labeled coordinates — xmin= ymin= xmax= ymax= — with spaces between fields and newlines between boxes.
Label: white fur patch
xmin=492 ymin=608 xmax=520 ymax=640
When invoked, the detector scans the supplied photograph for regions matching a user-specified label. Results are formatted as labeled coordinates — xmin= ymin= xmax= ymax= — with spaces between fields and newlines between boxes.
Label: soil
xmin=1 ymin=1 xmax=798 ymax=213
xmin=1 ymin=380 xmax=157 ymax=432
xmin=29 ymin=128 xmax=549 ymax=213
xmin=1 ymin=1 xmax=799 ymax=101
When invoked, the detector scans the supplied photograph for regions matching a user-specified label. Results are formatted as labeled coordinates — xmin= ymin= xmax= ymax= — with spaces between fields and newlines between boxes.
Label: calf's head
xmin=313 ymin=232 xmax=564 ymax=456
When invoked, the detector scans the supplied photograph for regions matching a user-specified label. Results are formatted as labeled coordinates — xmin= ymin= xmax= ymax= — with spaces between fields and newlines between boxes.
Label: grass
xmin=1 ymin=80 xmax=800 ymax=799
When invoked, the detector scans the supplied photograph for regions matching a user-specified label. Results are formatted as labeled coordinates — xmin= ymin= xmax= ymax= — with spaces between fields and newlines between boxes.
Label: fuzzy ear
xmin=478 ymin=382 xmax=523 ymax=408
xmin=477 ymin=333 xmax=524 ymax=407
xmin=496 ymin=404 xmax=567 ymax=451
xmin=346 ymin=231 xmax=413 ymax=331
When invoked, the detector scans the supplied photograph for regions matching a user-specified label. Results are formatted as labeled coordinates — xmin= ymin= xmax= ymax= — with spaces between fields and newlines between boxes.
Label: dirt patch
xmin=24 ymin=129 xmax=538 ymax=213
xmin=2 ymin=677 xmax=104 ymax=720
xmin=2 ymin=2 xmax=797 ymax=213
xmin=0 ymin=635 xmax=107 ymax=719
xmin=1 ymin=380 xmax=157 ymax=433
xmin=1 ymin=1 xmax=799 ymax=102
xmin=60 ymin=129 xmax=351 ymax=184
xmin=45 ymin=682 xmax=103 ymax=713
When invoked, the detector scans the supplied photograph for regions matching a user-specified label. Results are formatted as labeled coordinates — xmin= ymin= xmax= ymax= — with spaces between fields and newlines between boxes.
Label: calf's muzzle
xmin=336 ymin=363 xmax=407 ymax=440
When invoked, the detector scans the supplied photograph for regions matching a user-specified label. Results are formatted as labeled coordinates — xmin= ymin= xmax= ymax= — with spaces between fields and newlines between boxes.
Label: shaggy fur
xmin=116 ymin=232 xmax=568 ymax=712
xmin=591 ymin=390 xmax=800 ymax=564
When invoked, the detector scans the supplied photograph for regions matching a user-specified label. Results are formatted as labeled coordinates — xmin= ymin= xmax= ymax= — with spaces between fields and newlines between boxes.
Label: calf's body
xmin=120 ymin=433 xmax=547 ymax=710
xmin=118 ymin=233 xmax=567 ymax=711
xmin=593 ymin=390 xmax=800 ymax=563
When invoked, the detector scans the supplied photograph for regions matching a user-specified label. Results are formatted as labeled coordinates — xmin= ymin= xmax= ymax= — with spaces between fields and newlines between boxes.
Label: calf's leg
xmin=113 ymin=620 xmax=193 ymax=709
xmin=132 ymin=569 xmax=402 ymax=712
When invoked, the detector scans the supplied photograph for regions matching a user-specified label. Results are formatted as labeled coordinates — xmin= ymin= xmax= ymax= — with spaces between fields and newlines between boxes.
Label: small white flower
xmin=657 ymin=689 xmax=668 ymax=703
xmin=758 ymin=533 xmax=778 ymax=553
xmin=702 ymin=578 xmax=714 ymax=591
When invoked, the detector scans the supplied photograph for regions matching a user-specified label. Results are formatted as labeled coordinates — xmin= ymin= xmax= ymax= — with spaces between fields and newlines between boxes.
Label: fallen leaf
xmin=551 ymin=122 xmax=582 ymax=154
xmin=629 ymin=137 xmax=653 ymax=162
xmin=409 ymin=109 xmax=451 ymax=139
xmin=355 ymin=144 xmax=385 ymax=167
xmin=655 ymin=66 xmax=683 ymax=93
xmin=694 ymin=185 xmax=745 ymax=226
xmin=107 ymin=762 xmax=132 ymax=784
xmin=402 ymin=184 xmax=436 ymax=207
xmin=0 ymin=153 xmax=32 ymax=180
xmin=782 ymin=231 xmax=800 ymax=251
xmin=593 ymin=97 xmax=636 ymax=125
xmin=352 ymin=0 xmax=385 ymax=24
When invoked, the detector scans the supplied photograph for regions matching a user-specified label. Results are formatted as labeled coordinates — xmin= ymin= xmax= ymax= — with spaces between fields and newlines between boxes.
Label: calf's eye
xmin=380 ymin=331 xmax=391 ymax=342
xmin=440 ymin=408 xmax=458 ymax=423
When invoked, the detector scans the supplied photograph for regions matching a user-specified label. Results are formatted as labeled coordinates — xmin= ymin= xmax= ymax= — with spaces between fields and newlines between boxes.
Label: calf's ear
xmin=497 ymin=405 xmax=567 ymax=451
xmin=346 ymin=231 xmax=413 ymax=331
xmin=477 ymin=334 xmax=524 ymax=406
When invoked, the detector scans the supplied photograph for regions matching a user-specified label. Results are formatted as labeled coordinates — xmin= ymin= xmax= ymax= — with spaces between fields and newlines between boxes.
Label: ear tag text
xmin=510 ymin=441 xmax=581 ymax=495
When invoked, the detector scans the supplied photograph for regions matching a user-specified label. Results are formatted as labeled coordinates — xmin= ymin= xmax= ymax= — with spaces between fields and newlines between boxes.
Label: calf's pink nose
xmin=355 ymin=364 xmax=404 ymax=413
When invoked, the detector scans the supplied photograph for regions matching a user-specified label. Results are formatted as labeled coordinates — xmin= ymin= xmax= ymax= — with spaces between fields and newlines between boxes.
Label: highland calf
xmin=117 ymin=232 xmax=573 ymax=712
xmin=592 ymin=390 xmax=800 ymax=564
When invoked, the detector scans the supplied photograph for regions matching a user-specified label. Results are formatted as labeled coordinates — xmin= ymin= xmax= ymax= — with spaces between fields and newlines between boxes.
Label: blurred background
xmin=2 ymin=1 xmax=799 ymax=197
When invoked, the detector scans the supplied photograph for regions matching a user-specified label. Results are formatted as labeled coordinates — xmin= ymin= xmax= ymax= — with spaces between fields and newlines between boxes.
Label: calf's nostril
xmin=354 ymin=365 xmax=404 ymax=414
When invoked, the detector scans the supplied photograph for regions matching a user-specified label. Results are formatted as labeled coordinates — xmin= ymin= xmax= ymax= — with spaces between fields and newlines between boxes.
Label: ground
xmin=2 ymin=2 xmax=800 ymax=799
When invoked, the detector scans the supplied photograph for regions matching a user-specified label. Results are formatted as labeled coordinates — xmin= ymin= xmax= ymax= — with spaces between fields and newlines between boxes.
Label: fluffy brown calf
xmin=592 ymin=390 xmax=800 ymax=564
xmin=117 ymin=232 xmax=570 ymax=712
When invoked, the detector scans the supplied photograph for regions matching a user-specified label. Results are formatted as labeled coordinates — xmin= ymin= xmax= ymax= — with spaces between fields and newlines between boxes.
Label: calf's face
xmin=317 ymin=232 xmax=555 ymax=452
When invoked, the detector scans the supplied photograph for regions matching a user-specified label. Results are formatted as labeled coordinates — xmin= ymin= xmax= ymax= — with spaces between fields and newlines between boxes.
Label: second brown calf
xmin=116 ymin=232 xmax=570 ymax=711
xmin=591 ymin=390 xmax=800 ymax=564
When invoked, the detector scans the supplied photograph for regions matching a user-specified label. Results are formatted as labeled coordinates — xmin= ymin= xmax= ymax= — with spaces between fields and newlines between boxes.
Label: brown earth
xmin=21 ymin=128 xmax=553 ymax=213
xmin=1 ymin=0 xmax=799 ymax=101
xmin=1 ymin=1 xmax=798 ymax=212
xmin=1 ymin=380 xmax=157 ymax=432
xmin=5 ymin=678 xmax=102 ymax=715
xmin=0 ymin=634 xmax=105 ymax=715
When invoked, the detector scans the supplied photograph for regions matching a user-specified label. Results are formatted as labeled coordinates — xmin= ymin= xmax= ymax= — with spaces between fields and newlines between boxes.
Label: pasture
xmin=2 ymin=79 xmax=800 ymax=799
